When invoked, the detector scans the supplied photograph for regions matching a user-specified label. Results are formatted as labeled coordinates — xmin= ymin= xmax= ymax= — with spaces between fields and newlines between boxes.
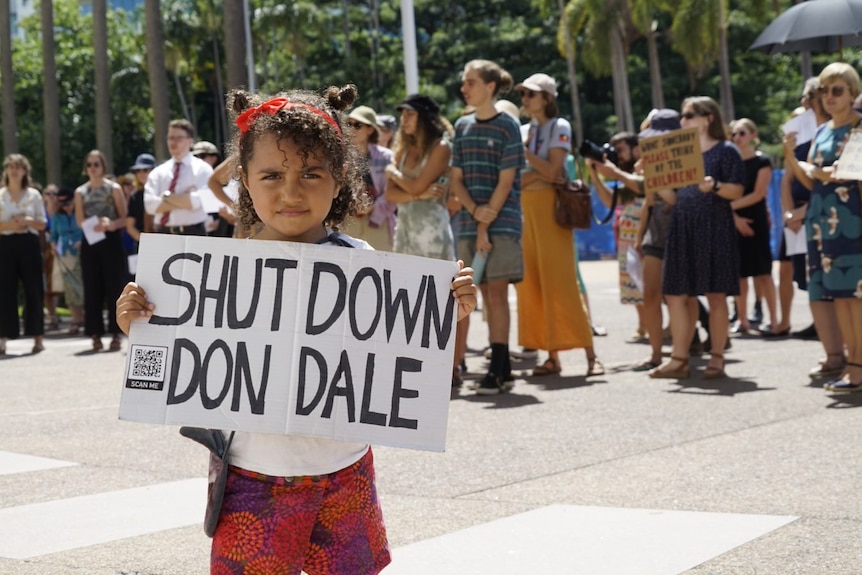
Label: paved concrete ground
xmin=1 ymin=260 xmax=859 ymax=574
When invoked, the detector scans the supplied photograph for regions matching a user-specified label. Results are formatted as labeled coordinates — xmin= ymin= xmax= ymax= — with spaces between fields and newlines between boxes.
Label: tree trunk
xmin=211 ymin=36 xmax=228 ymax=148
xmin=41 ymin=0 xmax=62 ymax=185
xmin=93 ymin=0 xmax=113 ymax=173
xmin=558 ymin=0 xmax=583 ymax=146
xmin=145 ymin=0 xmax=170 ymax=161
xmin=224 ymin=0 xmax=247 ymax=89
xmin=610 ymin=23 xmax=634 ymax=132
xmin=646 ymin=26 xmax=664 ymax=110
xmin=717 ymin=0 xmax=735 ymax=121
xmin=342 ymin=0 xmax=351 ymax=58
xmin=0 ymin=0 xmax=18 ymax=156
xmin=173 ymin=71 xmax=191 ymax=122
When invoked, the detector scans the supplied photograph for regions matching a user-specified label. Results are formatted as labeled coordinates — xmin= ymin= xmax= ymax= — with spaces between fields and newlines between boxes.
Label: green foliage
xmin=6 ymin=0 xmax=152 ymax=186
xmin=3 ymin=0 xmax=861 ymax=188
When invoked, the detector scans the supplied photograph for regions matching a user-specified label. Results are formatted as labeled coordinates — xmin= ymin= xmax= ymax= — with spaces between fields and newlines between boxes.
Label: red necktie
xmin=160 ymin=161 xmax=181 ymax=227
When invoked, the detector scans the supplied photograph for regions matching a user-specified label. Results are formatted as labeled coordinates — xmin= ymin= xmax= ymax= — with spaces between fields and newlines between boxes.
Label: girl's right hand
xmin=116 ymin=282 xmax=155 ymax=336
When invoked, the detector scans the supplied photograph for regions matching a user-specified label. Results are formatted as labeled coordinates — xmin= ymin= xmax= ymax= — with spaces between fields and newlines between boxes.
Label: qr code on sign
xmin=129 ymin=345 xmax=168 ymax=381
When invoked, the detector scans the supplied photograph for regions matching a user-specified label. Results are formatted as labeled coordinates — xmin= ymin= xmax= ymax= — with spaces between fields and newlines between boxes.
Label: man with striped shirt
xmin=451 ymin=59 xmax=526 ymax=395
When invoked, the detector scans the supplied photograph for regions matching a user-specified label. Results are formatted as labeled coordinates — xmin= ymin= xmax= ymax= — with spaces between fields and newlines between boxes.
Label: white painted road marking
xmin=0 ymin=478 xmax=206 ymax=559
xmin=385 ymin=505 xmax=798 ymax=575
xmin=0 ymin=450 xmax=78 ymax=476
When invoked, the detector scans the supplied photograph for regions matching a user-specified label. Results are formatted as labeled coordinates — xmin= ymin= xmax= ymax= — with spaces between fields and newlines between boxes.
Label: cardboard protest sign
xmin=833 ymin=130 xmax=862 ymax=181
xmin=119 ymin=234 xmax=459 ymax=452
xmin=640 ymin=127 xmax=704 ymax=194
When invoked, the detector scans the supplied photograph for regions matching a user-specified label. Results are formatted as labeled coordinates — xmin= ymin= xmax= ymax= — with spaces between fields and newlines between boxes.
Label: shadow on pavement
xmin=665 ymin=377 xmax=776 ymax=397
xmin=825 ymin=393 xmax=862 ymax=408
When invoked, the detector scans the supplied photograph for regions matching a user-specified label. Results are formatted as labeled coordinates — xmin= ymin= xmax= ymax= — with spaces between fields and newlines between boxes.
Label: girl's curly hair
xmin=226 ymin=85 xmax=368 ymax=231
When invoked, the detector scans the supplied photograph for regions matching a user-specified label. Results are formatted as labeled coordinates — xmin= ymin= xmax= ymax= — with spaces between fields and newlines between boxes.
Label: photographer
xmin=585 ymin=132 xmax=647 ymax=342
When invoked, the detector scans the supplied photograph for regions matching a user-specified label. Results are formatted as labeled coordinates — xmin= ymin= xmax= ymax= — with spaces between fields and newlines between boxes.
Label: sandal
xmin=649 ymin=355 xmax=690 ymax=379
xmin=109 ymin=336 xmax=122 ymax=352
xmin=586 ymin=357 xmax=605 ymax=377
xmin=825 ymin=362 xmax=862 ymax=393
xmin=809 ymin=352 xmax=845 ymax=379
xmin=68 ymin=322 xmax=81 ymax=335
xmin=632 ymin=358 xmax=662 ymax=372
xmin=31 ymin=341 xmax=45 ymax=354
xmin=533 ymin=358 xmax=562 ymax=376
xmin=92 ymin=336 xmax=103 ymax=351
xmin=704 ymin=352 xmax=726 ymax=379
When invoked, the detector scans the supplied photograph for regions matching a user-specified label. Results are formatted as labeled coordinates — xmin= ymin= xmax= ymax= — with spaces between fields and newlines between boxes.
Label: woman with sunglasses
xmin=514 ymin=73 xmax=601 ymax=378
xmin=0 ymin=154 xmax=47 ymax=355
xmin=650 ymin=97 xmax=744 ymax=380
xmin=74 ymin=150 xmax=128 ymax=351
xmin=784 ymin=62 xmax=862 ymax=393
xmin=729 ymin=118 xmax=778 ymax=336
xmin=343 ymin=105 xmax=395 ymax=251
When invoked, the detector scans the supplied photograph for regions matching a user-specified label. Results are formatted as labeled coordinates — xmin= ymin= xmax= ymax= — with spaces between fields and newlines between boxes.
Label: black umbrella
xmin=750 ymin=0 xmax=862 ymax=56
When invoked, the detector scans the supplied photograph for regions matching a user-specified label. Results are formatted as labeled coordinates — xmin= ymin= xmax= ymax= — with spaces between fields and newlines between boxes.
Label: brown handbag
xmin=554 ymin=176 xmax=592 ymax=230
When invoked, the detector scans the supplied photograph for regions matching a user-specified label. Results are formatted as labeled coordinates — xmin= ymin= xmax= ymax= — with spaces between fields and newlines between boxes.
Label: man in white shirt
xmin=144 ymin=119 xmax=214 ymax=235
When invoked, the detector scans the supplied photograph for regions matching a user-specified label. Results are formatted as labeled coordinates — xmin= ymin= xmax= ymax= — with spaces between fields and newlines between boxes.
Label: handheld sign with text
xmin=640 ymin=127 xmax=704 ymax=194
xmin=119 ymin=234 xmax=459 ymax=452
xmin=832 ymin=129 xmax=862 ymax=181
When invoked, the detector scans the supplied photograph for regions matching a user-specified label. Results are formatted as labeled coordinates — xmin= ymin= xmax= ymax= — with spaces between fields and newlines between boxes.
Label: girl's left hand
xmin=451 ymin=260 xmax=477 ymax=322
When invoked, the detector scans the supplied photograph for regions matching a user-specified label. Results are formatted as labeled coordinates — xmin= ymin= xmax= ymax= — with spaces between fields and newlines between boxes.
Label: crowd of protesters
xmin=2 ymin=58 xmax=860 ymax=394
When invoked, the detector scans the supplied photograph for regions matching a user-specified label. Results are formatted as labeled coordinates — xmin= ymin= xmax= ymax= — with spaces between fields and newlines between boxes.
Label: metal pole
xmin=400 ymin=0 xmax=419 ymax=94
xmin=243 ymin=0 xmax=255 ymax=91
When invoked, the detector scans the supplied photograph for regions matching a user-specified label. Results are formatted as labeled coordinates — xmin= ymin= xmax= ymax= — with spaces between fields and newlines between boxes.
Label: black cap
xmin=396 ymin=94 xmax=440 ymax=119
xmin=639 ymin=109 xmax=681 ymax=138
xmin=56 ymin=187 xmax=75 ymax=203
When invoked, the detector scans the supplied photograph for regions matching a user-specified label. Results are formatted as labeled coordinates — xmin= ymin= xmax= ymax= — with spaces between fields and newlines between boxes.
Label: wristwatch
xmin=712 ymin=179 xmax=721 ymax=193
xmin=784 ymin=211 xmax=795 ymax=222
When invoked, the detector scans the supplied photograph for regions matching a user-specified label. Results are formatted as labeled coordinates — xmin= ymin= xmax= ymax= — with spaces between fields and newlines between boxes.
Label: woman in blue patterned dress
xmin=784 ymin=62 xmax=862 ymax=393
xmin=650 ymin=96 xmax=744 ymax=380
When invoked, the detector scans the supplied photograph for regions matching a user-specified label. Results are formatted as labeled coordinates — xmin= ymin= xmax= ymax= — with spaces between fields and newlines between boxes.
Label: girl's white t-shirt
xmin=227 ymin=232 xmax=373 ymax=477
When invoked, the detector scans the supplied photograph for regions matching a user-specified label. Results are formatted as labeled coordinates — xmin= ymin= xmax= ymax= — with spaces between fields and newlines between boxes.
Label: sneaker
xmin=485 ymin=347 xmax=538 ymax=360
xmin=474 ymin=373 xmax=513 ymax=395
xmin=748 ymin=300 xmax=764 ymax=326
xmin=824 ymin=379 xmax=862 ymax=393
xmin=591 ymin=324 xmax=608 ymax=337
xmin=510 ymin=348 xmax=538 ymax=360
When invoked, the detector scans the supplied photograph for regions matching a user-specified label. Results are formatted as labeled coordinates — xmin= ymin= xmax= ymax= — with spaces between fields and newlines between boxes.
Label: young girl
xmin=116 ymin=85 xmax=478 ymax=575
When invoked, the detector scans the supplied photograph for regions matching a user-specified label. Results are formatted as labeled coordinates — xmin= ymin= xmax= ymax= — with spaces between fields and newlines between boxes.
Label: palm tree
xmin=0 ymin=0 xmax=18 ymax=155
xmin=93 ymin=0 xmax=113 ymax=173
xmin=145 ymin=0 xmax=170 ymax=161
xmin=630 ymin=0 xmax=670 ymax=110
xmin=565 ymin=0 xmax=634 ymax=132
xmin=41 ymin=0 xmax=62 ymax=185
xmin=668 ymin=0 xmax=771 ymax=122
xmin=557 ymin=0 xmax=584 ymax=145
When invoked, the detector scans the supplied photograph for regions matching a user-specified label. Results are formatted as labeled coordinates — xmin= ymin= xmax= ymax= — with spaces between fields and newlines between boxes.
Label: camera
xmin=579 ymin=139 xmax=618 ymax=166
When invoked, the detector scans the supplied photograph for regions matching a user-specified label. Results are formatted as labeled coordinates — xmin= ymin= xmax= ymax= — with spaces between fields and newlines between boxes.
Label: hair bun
xmin=325 ymin=85 xmax=358 ymax=113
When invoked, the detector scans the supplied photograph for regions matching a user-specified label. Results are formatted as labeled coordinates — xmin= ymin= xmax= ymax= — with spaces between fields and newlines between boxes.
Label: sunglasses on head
xmin=86 ymin=162 xmax=102 ymax=168
xmin=817 ymin=85 xmax=846 ymax=98
xmin=680 ymin=112 xmax=702 ymax=120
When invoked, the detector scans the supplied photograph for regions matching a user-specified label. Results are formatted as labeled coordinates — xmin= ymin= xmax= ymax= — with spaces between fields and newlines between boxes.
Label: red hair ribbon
xmin=235 ymin=97 xmax=342 ymax=137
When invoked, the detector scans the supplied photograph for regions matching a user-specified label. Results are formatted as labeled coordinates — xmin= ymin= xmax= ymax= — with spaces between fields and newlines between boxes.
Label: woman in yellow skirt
xmin=514 ymin=73 xmax=603 ymax=377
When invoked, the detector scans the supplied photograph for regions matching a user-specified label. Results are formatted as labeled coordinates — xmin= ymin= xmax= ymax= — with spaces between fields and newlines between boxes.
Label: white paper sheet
xmin=626 ymin=245 xmax=643 ymax=293
xmin=81 ymin=215 xmax=106 ymax=245
xmin=783 ymin=227 xmax=807 ymax=256
xmin=781 ymin=108 xmax=818 ymax=145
